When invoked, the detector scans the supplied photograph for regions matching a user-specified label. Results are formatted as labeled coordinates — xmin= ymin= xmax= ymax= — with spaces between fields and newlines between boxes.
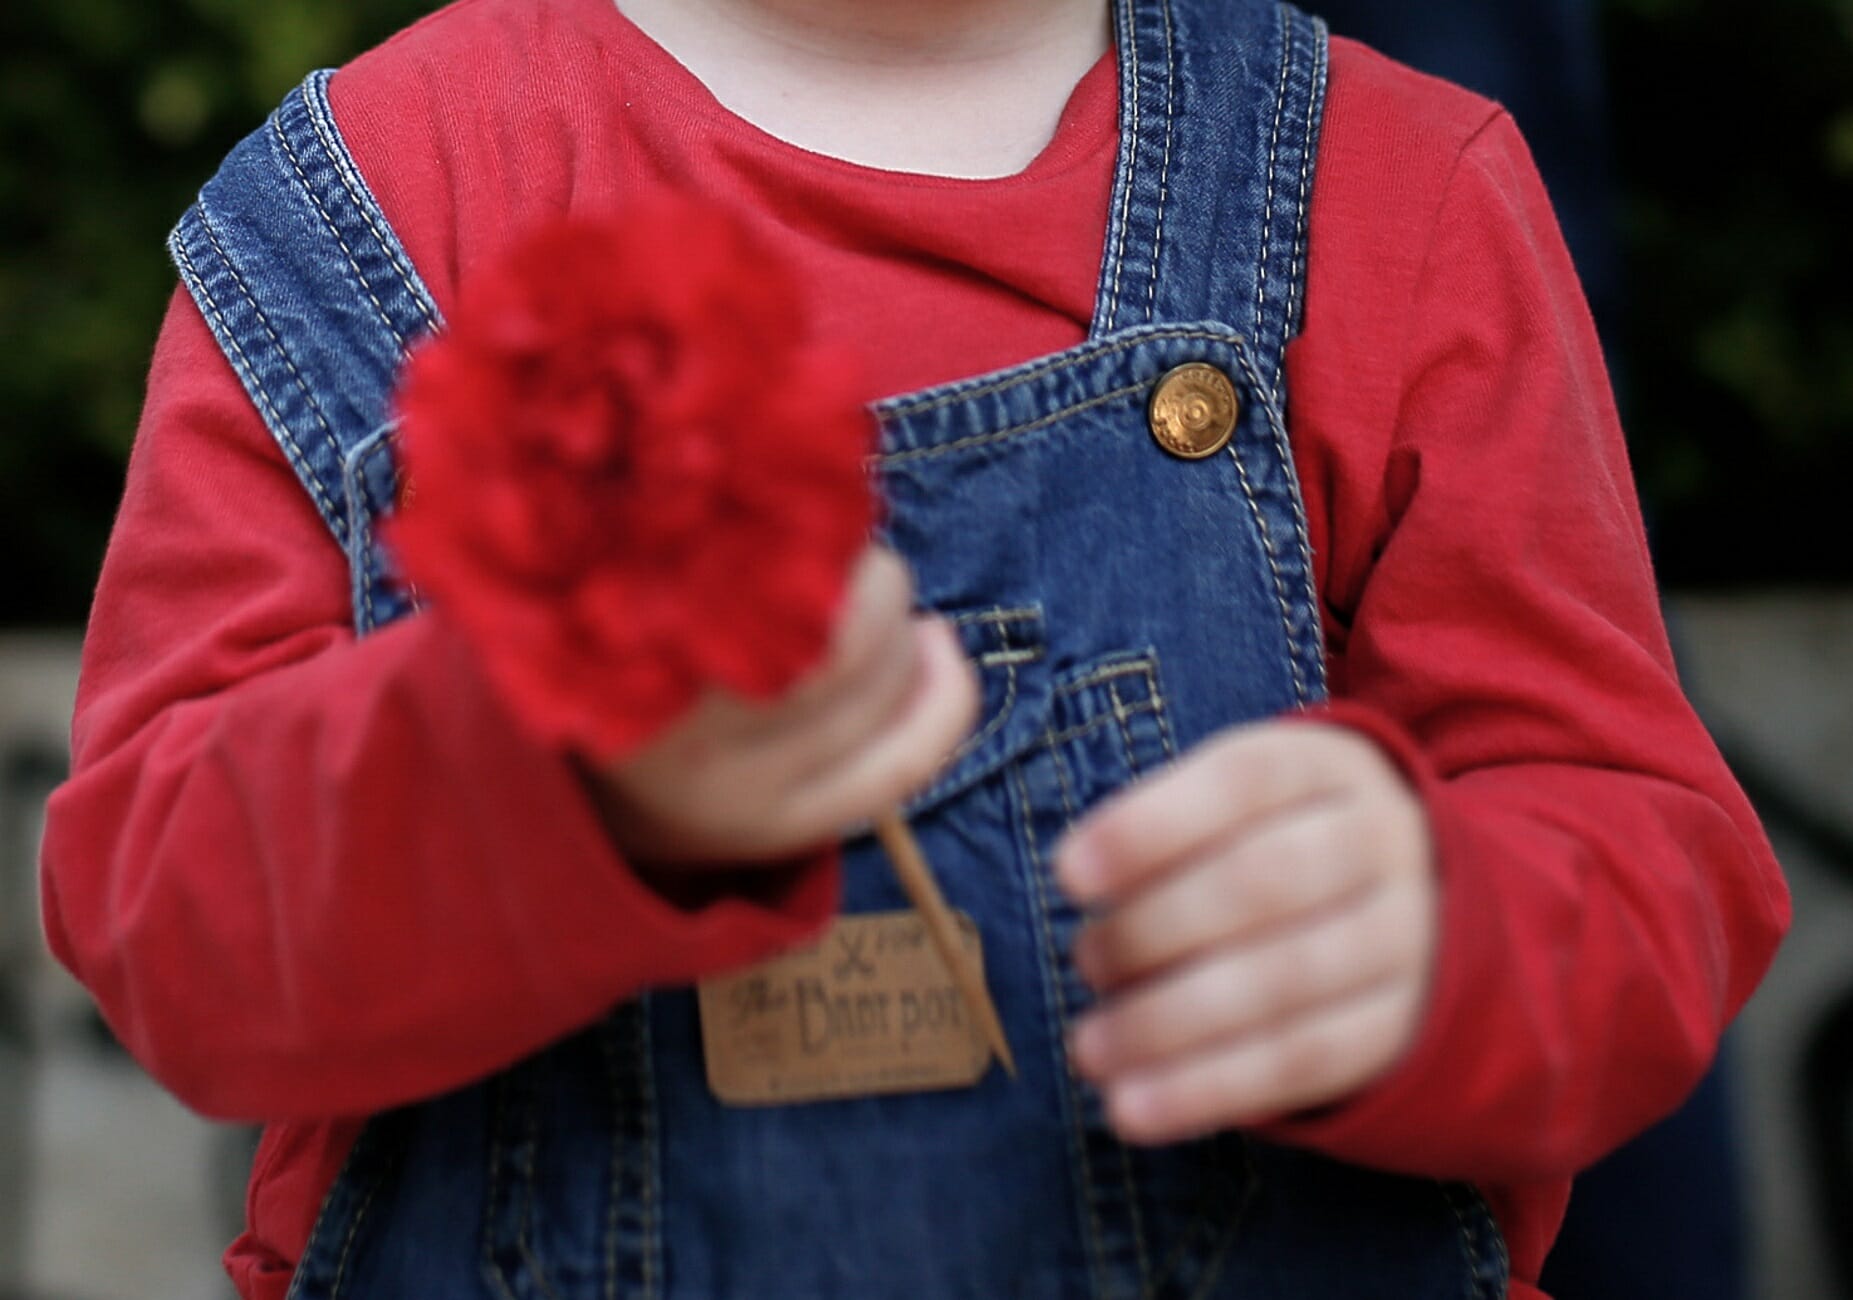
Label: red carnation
xmin=388 ymin=199 xmax=876 ymax=760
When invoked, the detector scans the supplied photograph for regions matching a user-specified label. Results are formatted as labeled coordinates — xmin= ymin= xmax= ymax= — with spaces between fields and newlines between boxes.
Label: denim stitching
xmin=1127 ymin=1161 xmax=1157 ymax=1298
xmin=1149 ymin=1136 xmax=1257 ymax=1299
xmin=951 ymin=605 xmax=1042 ymax=626
xmin=1111 ymin=1140 xmax=1154 ymax=1297
xmin=172 ymin=236 xmax=343 ymax=526
xmin=1440 ymin=1183 xmax=1486 ymax=1299
xmin=1108 ymin=678 xmax=1147 ymax=778
xmin=954 ymin=635 xmax=1019 ymax=760
xmin=1060 ymin=658 xmax=1161 ymax=694
xmin=382 ymin=431 xmax=428 ymax=615
xmin=1478 ymin=1181 xmax=1511 ymax=1283
xmin=1183 ymin=1219 xmax=1243 ymax=1300
xmin=963 ymin=610 xmax=1046 ymax=670
xmin=1042 ymin=703 xmax=1161 ymax=752
xmin=357 ymin=435 xmax=412 ymax=632
xmin=881 ymin=327 xmax=1240 ymax=420
xmin=302 ymin=72 xmax=441 ymax=336
xmin=885 ymin=381 xmax=1149 ymax=465
xmin=354 ymin=504 xmax=376 ymax=636
xmin=1104 ymin=0 xmax=1142 ymax=332
xmin=1140 ymin=1143 xmax=1232 ymax=1295
xmin=597 ymin=1019 xmax=622 ymax=1300
xmin=1038 ymin=701 xmax=1148 ymax=818
xmin=514 ymin=1090 xmax=567 ymax=1300
xmin=1042 ymin=691 xmax=1155 ymax=1297
xmin=1276 ymin=17 xmax=1333 ymax=696
xmin=1221 ymin=334 xmax=1322 ymax=700
xmin=1146 ymin=1200 xmax=1211 ymax=1296
xmin=1146 ymin=1217 xmax=1203 ymax=1296
xmin=1253 ymin=6 xmax=1292 ymax=351
xmin=1046 ymin=733 xmax=1080 ymax=824
xmin=1010 ymin=759 xmax=1109 ymax=1299
xmin=348 ymin=453 xmax=379 ymax=635
xmin=1257 ymin=392 xmax=1328 ymax=694
xmin=638 ymin=1000 xmax=663 ymax=1300
xmin=910 ymin=617 xmax=1047 ymax=808
xmin=1141 ymin=0 xmax=1179 ymax=324
xmin=197 ymin=211 xmax=346 ymax=500
xmin=1144 ymin=657 xmax=1179 ymax=762
xmin=271 ymin=117 xmax=400 ymax=343
xmin=1445 ymin=1182 xmax=1510 ymax=1299
xmin=482 ymin=1080 xmax=520 ymax=1300
xmin=1282 ymin=17 xmax=1322 ymax=382
xmin=1226 ymin=437 xmax=1308 ymax=705
xmin=325 ymin=1157 xmax=387 ymax=1300
xmin=284 ymin=1120 xmax=383 ymax=1300
xmin=355 ymin=437 xmax=399 ymax=632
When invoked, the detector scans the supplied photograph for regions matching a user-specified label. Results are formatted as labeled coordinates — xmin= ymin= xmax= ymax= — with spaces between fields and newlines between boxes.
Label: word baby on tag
xmin=698 ymin=910 xmax=993 ymax=1105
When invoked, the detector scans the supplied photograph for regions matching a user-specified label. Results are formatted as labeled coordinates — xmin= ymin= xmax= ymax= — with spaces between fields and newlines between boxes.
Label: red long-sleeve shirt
xmin=40 ymin=1 xmax=1787 ymax=1296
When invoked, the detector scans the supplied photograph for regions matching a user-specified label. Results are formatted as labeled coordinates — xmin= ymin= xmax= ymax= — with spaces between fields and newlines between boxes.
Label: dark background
xmin=3 ymin=0 xmax=1850 ymax=626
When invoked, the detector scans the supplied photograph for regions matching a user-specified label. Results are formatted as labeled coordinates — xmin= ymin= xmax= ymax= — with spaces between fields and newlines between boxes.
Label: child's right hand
xmin=587 ymin=548 xmax=979 ymax=870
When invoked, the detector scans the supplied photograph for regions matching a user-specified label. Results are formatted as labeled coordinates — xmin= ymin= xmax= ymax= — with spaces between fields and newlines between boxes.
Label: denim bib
xmin=171 ymin=1 xmax=1509 ymax=1295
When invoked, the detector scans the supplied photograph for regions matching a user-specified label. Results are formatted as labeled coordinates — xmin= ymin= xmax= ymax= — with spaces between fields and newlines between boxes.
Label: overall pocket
xmin=989 ymin=645 xmax=1262 ymax=1300
xmin=902 ymin=604 xmax=1056 ymax=816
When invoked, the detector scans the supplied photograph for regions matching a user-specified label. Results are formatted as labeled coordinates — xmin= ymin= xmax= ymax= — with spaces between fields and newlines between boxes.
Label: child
xmin=40 ymin=0 xmax=1788 ymax=1296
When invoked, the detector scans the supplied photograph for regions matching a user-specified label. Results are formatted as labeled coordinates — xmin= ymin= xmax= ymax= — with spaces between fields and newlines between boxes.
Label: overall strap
xmin=1094 ymin=0 xmax=1328 ymax=399
xmin=168 ymin=69 xmax=441 ymax=634
xmin=1093 ymin=0 xmax=1330 ymax=703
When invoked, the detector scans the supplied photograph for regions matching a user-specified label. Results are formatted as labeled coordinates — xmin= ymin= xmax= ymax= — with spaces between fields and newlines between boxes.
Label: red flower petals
xmin=388 ymin=199 xmax=875 ymax=760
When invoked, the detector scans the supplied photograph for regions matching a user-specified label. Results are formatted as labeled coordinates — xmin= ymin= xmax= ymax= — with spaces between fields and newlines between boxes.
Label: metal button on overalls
xmin=1148 ymin=362 xmax=1240 ymax=459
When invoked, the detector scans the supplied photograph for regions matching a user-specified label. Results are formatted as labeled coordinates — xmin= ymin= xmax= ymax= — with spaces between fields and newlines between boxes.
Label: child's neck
xmin=616 ymin=0 xmax=1113 ymax=178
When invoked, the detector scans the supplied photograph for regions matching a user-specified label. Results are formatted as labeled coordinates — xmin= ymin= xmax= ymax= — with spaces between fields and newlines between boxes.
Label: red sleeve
xmin=39 ymin=290 xmax=838 ymax=1124
xmin=1265 ymin=110 xmax=1789 ymax=1181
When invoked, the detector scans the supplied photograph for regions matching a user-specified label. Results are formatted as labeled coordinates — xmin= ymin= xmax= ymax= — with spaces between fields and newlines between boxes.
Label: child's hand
xmin=589 ymin=548 xmax=979 ymax=870
xmin=1056 ymin=722 xmax=1437 ymax=1145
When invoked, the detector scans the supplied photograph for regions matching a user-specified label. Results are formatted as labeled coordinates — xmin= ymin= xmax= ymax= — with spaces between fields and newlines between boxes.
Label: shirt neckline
xmin=587 ymin=0 xmax=1119 ymax=189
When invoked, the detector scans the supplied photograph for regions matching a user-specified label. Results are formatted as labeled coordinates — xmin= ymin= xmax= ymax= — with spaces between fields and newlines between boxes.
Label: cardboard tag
xmin=698 ymin=910 xmax=993 ymax=1106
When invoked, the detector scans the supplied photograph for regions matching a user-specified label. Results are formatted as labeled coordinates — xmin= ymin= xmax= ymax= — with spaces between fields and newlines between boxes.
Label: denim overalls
xmin=171 ymin=0 xmax=1509 ymax=1294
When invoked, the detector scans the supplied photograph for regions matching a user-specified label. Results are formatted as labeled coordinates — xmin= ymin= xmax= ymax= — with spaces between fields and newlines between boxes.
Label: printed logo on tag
xmin=697 ymin=910 xmax=992 ymax=1106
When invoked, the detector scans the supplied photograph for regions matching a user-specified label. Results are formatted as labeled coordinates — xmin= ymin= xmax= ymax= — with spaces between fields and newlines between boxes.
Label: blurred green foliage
xmin=1 ymin=0 xmax=434 ymax=623
xmin=1 ymin=0 xmax=1850 ymax=623
xmin=1603 ymin=0 xmax=1853 ymax=583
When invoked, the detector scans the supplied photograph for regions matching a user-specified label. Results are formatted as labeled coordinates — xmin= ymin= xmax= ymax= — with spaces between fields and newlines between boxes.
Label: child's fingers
xmin=1070 ymin=799 xmax=1384 ymax=992
xmin=592 ymin=612 xmax=972 ymax=865
xmin=1099 ymin=981 xmax=1420 ymax=1146
xmin=777 ymin=616 xmax=979 ymax=839
xmin=811 ymin=547 xmax=915 ymax=680
xmin=1070 ymin=880 xmax=1423 ymax=1079
xmin=733 ymin=546 xmax=916 ymax=738
xmin=777 ymin=609 xmax=924 ymax=782
xmin=1054 ymin=724 xmax=1386 ymax=906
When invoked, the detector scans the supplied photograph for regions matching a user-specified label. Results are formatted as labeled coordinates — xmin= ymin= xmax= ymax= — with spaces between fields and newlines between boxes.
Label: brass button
xmin=1148 ymin=363 xmax=1239 ymax=460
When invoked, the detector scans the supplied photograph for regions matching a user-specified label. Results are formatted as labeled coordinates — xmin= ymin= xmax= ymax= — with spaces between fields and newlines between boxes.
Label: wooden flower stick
xmin=874 ymin=810 xmax=1016 ymax=1077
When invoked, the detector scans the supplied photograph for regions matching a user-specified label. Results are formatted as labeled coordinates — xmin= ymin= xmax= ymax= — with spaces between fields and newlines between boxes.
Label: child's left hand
xmin=1056 ymin=721 xmax=1438 ymax=1145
